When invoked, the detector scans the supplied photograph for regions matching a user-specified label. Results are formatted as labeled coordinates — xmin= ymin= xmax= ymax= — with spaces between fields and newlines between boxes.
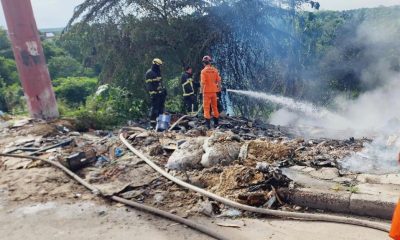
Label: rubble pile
xmin=292 ymin=138 xmax=367 ymax=167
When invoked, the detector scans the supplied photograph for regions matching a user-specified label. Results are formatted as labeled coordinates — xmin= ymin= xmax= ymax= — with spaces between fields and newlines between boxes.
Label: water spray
xmin=227 ymin=89 xmax=348 ymax=122
xmin=227 ymin=89 xmax=400 ymax=174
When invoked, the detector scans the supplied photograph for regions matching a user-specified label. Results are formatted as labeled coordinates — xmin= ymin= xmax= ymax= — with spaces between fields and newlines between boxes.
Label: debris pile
xmin=0 ymin=115 xmax=378 ymax=220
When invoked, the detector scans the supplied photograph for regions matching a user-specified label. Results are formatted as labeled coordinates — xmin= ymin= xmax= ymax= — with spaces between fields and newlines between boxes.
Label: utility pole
xmin=1 ymin=0 xmax=59 ymax=119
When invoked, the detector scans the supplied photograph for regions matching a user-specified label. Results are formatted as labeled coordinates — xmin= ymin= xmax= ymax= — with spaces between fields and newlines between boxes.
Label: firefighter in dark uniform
xmin=145 ymin=58 xmax=166 ymax=128
xmin=181 ymin=66 xmax=196 ymax=114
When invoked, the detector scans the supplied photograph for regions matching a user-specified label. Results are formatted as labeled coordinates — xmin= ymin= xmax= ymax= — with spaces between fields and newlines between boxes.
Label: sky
xmin=0 ymin=0 xmax=400 ymax=29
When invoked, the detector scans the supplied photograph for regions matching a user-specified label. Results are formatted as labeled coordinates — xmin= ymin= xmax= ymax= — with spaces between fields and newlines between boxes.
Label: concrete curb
xmin=280 ymin=188 xmax=397 ymax=220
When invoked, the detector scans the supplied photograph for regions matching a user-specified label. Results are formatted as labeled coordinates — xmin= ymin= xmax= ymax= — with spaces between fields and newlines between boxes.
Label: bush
xmin=60 ymin=84 xmax=146 ymax=130
xmin=48 ymin=55 xmax=83 ymax=79
xmin=42 ymin=40 xmax=66 ymax=60
xmin=0 ymin=83 xmax=26 ymax=114
xmin=0 ymin=56 xmax=18 ymax=85
xmin=53 ymin=77 xmax=98 ymax=106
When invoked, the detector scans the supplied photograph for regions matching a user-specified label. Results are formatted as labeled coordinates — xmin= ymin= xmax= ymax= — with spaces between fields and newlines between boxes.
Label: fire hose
xmin=119 ymin=133 xmax=391 ymax=232
xmin=168 ymin=104 xmax=203 ymax=132
xmin=0 ymin=153 xmax=228 ymax=240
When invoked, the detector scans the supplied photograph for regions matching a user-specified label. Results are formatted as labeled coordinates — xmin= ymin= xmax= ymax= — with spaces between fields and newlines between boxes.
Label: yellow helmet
xmin=152 ymin=58 xmax=163 ymax=65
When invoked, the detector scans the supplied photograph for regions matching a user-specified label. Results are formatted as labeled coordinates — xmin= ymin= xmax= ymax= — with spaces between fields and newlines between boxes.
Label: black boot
xmin=213 ymin=117 xmax=219 ymax=127
xmin=205 ymin=119 xmax=211 ymax=129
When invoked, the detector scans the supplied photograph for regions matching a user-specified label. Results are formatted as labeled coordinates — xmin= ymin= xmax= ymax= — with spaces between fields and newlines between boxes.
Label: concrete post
xmin=1 ymin=0 xmax=59 ymax=119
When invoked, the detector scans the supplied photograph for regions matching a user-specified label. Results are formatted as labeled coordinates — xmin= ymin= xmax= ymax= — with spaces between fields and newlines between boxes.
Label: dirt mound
xmin=243 ymin=140 xmax=294 ymax=166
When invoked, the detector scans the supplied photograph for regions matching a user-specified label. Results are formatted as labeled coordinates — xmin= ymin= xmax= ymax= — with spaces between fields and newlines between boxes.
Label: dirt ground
xmin=0 ymin=199 xmax=388 ymax=240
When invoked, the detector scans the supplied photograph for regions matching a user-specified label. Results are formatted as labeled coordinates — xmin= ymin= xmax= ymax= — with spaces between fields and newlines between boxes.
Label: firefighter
xmin=181 ymin=66 xmax=196 ymax=114
xmin=200 ymin=55 xmax=221 ymax=129
xmin=145 ymin=58 xmax=167 ymax=128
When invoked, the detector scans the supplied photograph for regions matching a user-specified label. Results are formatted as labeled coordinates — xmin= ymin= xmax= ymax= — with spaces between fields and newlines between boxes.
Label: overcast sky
xmin=0 ymin=0 xmax=400 ymax=29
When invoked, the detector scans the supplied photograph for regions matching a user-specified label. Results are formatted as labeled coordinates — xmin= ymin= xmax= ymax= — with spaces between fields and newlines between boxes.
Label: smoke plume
xmin=236 ymin=15 xmax=400 ymax=173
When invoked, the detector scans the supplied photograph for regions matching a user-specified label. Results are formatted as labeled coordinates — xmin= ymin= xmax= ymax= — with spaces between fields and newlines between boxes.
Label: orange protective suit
xmin=201 ymin=65 xmax=221 ymax=120
xmin=391 ymin=201 xmax=400 ymax=239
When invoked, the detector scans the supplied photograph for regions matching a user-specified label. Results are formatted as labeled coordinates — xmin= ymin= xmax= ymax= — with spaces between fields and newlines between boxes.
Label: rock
xmin=120 ymin=190 xmax=145 ymax=199
xmin=218 ymin=208 xmax=242 ymax=218
xmin=153 ymin=193 xmax=165 ymax=204
xmin=293 ymin=206 xmax=303 ymax=212
xmin=165 ymin=137 xmax=206 ymax=170
xmin=201 ymin=132 xmax=241 ymax=168
xmin=309 ymin=167 xmax=339 ymax=180
xmin=198 ymin=200 xmax=219 ymax=217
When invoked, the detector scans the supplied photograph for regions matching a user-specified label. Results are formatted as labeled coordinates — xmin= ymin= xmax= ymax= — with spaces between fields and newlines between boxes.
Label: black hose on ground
xmin=0 ymin=153 xmax=229 ymax=240
xmin=119 ymin=133 xmax=391 ymax=233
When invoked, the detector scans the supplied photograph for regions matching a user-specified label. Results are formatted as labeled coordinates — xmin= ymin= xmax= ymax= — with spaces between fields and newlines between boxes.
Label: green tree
xmin=42 ymin=40 xmax=67 ymax=60
xmin=48 ymin=55 xmax=83 ymax=79
xmin=53 ymin=77 xmax=98 ymax=106
xmin=0 ymin=27 xmax=13 ymax=59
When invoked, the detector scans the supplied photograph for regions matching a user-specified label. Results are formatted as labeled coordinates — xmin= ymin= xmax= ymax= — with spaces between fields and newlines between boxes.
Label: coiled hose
xmin=0 ymin=153 xmax=229 ymax=240
xmin=119 ymin=133 xmax=390 ymax=232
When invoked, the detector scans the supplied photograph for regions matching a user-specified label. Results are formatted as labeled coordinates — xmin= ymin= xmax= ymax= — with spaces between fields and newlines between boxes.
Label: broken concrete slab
xmin=282 ymin=168 xmax=336 ymax=189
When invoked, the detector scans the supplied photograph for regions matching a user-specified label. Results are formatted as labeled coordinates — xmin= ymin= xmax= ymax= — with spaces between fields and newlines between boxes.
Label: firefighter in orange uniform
xmin=390 ymin=153 xmax=400 ymax=239
xmin=200 ymin=55 xmax=221 ymax=129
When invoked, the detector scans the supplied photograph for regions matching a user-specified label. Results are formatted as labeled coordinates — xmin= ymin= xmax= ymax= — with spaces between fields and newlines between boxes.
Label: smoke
xmin=268 ymin=16 xmax=400 ymax=136
xmin=230 ymin=15 xmax=400 ymax=173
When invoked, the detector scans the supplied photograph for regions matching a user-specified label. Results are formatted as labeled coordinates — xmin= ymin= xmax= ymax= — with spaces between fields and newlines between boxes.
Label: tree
xmin=53 ymin=77 xmax=98 ymax=106
xmin=48 ymin=55 xmax=83 ymax=79
xmin=0 ymin=27 xmax=13 ymax=59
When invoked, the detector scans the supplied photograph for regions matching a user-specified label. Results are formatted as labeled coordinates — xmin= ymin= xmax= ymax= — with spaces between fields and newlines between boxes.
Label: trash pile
xmin=0 ymin=115 xmax=372 ymax=217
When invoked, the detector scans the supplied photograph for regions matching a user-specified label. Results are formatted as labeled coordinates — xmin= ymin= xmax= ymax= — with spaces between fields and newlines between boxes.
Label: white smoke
xmin=230 ymin=17 xmax=400 ymax=173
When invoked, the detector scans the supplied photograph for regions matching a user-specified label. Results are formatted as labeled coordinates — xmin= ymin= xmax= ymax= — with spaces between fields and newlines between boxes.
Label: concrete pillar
xmin=1 ymin=0 xmax=59 ymax=119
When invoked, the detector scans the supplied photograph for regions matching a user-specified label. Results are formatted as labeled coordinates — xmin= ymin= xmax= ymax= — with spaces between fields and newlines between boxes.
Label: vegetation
xmin=1 ymin=1 xmax=400 ymax=128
